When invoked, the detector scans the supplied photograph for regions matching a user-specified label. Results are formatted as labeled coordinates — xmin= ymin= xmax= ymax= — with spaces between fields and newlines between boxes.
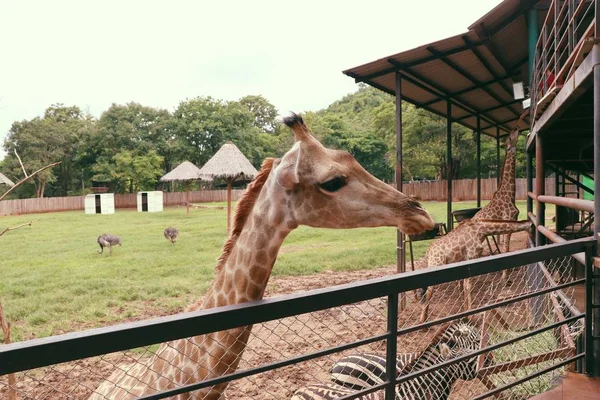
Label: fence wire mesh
xmin=0 ymin=252 xmax=585 ymax=399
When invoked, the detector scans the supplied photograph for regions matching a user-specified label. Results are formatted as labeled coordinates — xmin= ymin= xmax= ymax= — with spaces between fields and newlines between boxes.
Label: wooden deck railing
xmin=531 ymin=0 xmax=597 ymax=122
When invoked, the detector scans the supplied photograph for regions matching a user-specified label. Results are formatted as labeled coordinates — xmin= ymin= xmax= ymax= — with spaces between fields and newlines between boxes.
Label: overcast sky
xmin=0 ymin=0 xmax=503 ymax=160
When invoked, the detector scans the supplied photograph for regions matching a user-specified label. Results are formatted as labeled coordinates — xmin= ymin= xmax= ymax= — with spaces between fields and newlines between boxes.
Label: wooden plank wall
xmin=0 ymin=190 xmax=244 ymax=216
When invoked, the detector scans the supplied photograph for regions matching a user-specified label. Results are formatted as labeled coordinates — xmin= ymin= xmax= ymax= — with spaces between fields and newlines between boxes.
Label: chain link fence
xmin=0 ymin=249 xmax=587 ymax=399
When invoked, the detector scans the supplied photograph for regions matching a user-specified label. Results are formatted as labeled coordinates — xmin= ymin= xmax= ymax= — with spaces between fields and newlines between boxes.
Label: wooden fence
xmin=397 ymin=177 xmax=555 ymax=202
xmin=0 ymin=190 xmax=243 ymax=216
xmin=0 ymin=178 xmax=557 ymax=216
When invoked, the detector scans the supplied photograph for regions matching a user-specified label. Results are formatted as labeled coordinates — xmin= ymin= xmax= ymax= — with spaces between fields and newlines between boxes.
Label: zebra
xmin=329 ymin=352 xmax=418 ymax=390
xmin=291 ymin=319 xmax=483 ymax=400
xmin=97 ymin=234 xmax=121 ymax=255
xmin=291 ymin=383 xmax=380 ymax=400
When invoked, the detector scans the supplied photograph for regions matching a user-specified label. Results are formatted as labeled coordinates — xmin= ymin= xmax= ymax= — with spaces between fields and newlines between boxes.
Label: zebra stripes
xmin=329 ymin=352 xmax=418 ymax=390
xmin=291 ymin=319 xmax=482 ymax=400
xmin=291 ymin=382 xmax=381 ymax=400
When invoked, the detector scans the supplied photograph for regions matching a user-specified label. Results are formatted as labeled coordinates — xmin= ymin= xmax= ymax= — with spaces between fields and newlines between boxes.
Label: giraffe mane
xmin=215 ymin=158 xmax=276 ymax=272
xmin=399 ymin=317 xmax=475 ymax=374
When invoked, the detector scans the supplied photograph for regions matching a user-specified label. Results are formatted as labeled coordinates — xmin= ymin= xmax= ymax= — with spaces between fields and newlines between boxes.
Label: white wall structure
xmin=137 ymin=191 xmax=163 ymax=212
xmin=85 ymin=193 xmax=115 ymax=215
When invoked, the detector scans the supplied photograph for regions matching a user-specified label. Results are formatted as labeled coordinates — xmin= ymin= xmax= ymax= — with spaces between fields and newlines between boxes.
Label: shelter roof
xmin=343 ymin=0 xmax=544 ymax=137
xmin=198 ymin=142 xmax=258 ymax=181
xmin=159 ymin=161 xmax=212 ymax=182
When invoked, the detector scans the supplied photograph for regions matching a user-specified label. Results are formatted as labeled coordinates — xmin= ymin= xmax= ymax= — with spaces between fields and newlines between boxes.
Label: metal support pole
xmin=528 ymin=8 xmax=539 ymax=85
xmin=536 ymin=134 xmax=546 ymax=246
xmin=385 ymin=293 xmax=398 ymax=400
xmin=555 ymin=167 xmax=560 ymax=196
xmin=496 ymin=127 xmax=501 ymax=187
xmin=527 ymin=150 xmax=533 ymax=218
xmin=584 ymin=242 xmax=599 ymax=376
xmin=447 ymin=100 xmax=453 ymax=231
xmin=592 ymin=63 xmax=600 ymax=377
xmin=395 ymin=72 xmax=407 ymax=310
xmin=594 ymin=65 xmax=600 ymax=240
xmin=395 ymin=72 xmax=406 ymax=280
xmin=477 ymin=116 xmax=481 ymax=208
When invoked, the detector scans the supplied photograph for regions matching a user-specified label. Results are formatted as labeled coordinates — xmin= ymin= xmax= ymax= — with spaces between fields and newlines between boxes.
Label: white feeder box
xmin=137 ymin=191 xmax=163 ymax=212
xmin=85 ymin=193 xmax=115 ymax=215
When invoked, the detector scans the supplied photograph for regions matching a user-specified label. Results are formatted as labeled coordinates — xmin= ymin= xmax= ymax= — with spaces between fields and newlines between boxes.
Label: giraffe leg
xmin=418 ymin=287 xmax=433 ymax=323
xmin=463 ymin=278 xmax=473 ymax=310
xmin=501 ymin=233 xmax=512 ymax=280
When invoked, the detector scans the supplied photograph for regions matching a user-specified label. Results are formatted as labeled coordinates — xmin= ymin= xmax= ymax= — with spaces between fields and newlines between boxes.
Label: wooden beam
xmin=421 ymin=74 xmax=520 ymax=107
xmin=388 ymin=60 xmax=513 ymax=131
xmin=479 ymin=347 xmax=575 ymax=376
xmin=462 ymin=35 xmax=515 ymax=98
xmin=349 ymin=39 xmax=488 ymax=82
xmin=454 ymin=100 xmax=524 ymax=122
xmin=427 ymin=46 xmax=521 ymax=119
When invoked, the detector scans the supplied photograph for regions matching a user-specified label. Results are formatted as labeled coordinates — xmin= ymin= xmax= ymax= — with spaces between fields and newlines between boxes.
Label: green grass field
xmin=0 ymin=200 xmax=533 ymax=342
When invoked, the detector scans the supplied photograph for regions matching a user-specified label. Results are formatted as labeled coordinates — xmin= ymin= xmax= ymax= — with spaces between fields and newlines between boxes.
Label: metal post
xmin=527 ymin=150 xmax=533 ymax=218
xmin=555 ymin=166 xmax=560 ymax=196
xmin=592 ymin=63 xmax=600 ymax=377
xmin=395 ymin=72 xmax=407 ymax=310
xmin=536 ymin=134 xmax=546 ymax=246
xmin=584 ymin=243 xmax=599 ymax=376
xmin=386 ymin=293 xmax=398 ymax=400
xmin=496 ymin=127 xmax=501 ymax=187
xmin=528 ymin=8 xmax=539 ymax=85
xmin=447 ymin=100 xmax=453 ymax=231
xmin=395 ymin=72 xmax=406 ymax=280
xmin=594 ymin=65 xmax=600 ymax=239
xmin=477 ymin=116 xmax=482 ymax=208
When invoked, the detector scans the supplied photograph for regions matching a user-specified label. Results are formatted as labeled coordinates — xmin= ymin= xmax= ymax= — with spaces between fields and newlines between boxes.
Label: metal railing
xmin=531 ymin=0 xmax=597 ymax=122
xmin=0 ymin=237 xmax=598 ymax=399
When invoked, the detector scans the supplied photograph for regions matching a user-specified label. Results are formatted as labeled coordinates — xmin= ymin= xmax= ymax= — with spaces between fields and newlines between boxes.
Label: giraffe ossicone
xmin=90 ymin=113 xmax=434 ymax=400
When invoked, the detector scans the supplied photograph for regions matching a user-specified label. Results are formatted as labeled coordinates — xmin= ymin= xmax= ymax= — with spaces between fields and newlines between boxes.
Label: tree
xmin=91 ymin=103 xmax=176 ymax=176
xmin=92 ymin=150 xmax=164 ymax=193
xmin=3 ymin=104 xmax=92 ymax=197
xmin=239 ymin=95 xmax=279 ymax=133
xmin=173 ymin=97 xmax=280 ymax=168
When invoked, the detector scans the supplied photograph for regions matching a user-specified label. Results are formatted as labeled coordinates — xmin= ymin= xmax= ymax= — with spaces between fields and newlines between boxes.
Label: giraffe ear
xmin=439 ymin=343 xmax=452 ymax=359
xmin=274 ymin=142 xmax=301 ymax=189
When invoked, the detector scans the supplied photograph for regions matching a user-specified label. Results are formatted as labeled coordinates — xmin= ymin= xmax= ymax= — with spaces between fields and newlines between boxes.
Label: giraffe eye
xmin=319 ymin=177 xmax=347 ymax=193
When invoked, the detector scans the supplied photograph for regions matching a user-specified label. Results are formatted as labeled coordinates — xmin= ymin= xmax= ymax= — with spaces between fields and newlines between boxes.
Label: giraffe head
xmin=272 ymin=113 xmax=434 ymax=235
xmin=504 ymin=109 xmax=529 ymax=149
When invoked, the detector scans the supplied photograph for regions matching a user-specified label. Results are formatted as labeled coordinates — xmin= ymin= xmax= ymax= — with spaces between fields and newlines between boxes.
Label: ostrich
xmin=164 ymin=227 xmax=179 ymax=244
xmin=97 ymin=234 xmax=121 ymax=255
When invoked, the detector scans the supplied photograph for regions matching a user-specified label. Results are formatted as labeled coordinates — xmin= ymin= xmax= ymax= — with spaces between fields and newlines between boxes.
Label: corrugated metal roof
xmin=343 ymin=0 xmax=543 ymax=137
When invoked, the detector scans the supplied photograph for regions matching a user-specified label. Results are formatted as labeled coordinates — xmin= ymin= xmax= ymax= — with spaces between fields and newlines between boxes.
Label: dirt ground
xmin=1 ymin=232 xmax=541 ymax=399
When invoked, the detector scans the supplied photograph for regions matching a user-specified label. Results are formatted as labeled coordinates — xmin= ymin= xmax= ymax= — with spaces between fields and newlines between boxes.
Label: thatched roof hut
xmin=198 ymin=142 xmax=258 ymax=181
xmin=198 ymin=142 xmax=258 ymax=232
xmin=159 ymin=161 xmax=212 ymax=215
xmin=0 ymin=172 xmax=15 ymax=187
xmin=160 ymin=161 xmax=211 ymax=183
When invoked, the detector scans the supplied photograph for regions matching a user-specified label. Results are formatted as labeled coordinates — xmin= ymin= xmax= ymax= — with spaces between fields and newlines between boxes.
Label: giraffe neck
xmin=204 ymin=178 xmax=293 ymax=309
xmin=179 ymin=174 xmax=294 ymax=399
xmin=474 ymin=220 xmax=531 ymax=240
xmin=90 ymin=166 xmax=296 ymax=400
xmin=496 ymin=146 xmax=516 ymax=199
